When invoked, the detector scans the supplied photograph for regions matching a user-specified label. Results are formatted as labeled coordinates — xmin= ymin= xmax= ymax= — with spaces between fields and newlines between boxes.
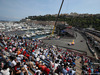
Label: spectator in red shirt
xmin=41 ymin=63 xmax=46 ymax=72
xmin=5 ymin=47 xmax=7 ymax=50
xmin=45 ymin=67 xmax=50 ymax=75
xmin=14 ymin=62 xmax=21 ymax=75
xmin=26 ymin=53 xmax=30 ymax=58
xmin=23 ymin=50 xmax=26 ymax=55
xmin=32 ymin=49 xmax=35 ymax=52
xmin=35 ymin=45 xmax=38 ymax=49
xmin=20 ymin=48 xmax=23 ymax=52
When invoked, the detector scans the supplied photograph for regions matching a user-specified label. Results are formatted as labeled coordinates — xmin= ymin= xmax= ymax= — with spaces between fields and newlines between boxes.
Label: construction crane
xmin=51 ymin=0 xmax=64 ymax=35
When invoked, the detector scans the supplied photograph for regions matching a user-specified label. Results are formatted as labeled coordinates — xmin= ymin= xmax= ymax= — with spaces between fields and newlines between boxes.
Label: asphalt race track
xmin=43 ymin=32 xmax=93 ymax=57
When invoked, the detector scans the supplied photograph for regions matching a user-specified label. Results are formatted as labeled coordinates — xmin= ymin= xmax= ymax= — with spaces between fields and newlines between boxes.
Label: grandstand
xmin=0 ymin=31 xmax=100 ymax=75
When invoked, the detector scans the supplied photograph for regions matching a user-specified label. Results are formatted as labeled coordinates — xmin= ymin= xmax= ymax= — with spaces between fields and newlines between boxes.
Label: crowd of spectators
xmin=0 ymin=32 xmax=100 ymax=75
xmin=80 ymin=55 xmax=100 ymax=75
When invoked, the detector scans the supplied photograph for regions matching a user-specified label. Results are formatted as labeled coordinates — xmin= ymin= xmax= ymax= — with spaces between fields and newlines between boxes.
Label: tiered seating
xmin=0 ymin=32 xmax=100 ymax=75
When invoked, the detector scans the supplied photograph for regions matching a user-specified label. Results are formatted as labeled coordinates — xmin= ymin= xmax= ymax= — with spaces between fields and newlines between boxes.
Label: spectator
xmin=1 ymin=64 xmax=10 ymax=75
xmin=35 ymin=67 xmax=41 ymax=75
xmin=14 ymin=62 xmax=21 ymax=75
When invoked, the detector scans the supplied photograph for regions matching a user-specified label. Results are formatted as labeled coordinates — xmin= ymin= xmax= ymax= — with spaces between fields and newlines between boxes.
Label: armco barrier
xmin=86 ymin=40 xmax=95 ymax=56
xmin=58 ymin=45 xmax=87 ymax=55
xmin=78 ymin=31 xmax=99 ymax=61
xmin=78 ymin=31 xmax=95 ymax=56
